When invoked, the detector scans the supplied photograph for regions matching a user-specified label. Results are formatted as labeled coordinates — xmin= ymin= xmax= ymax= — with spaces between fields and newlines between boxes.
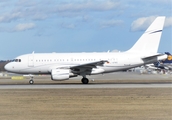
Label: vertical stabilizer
xmin=127 ymin=16 xmax=165 ymax=53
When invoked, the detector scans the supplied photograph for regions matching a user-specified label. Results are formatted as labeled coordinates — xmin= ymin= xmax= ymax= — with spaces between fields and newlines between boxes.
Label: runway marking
xmin=11 ymin=76 xmax=25 ymax=80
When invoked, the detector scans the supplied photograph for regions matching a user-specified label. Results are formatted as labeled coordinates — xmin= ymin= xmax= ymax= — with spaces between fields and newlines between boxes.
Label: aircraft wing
xmin=70 ymin=60 xmax=108 ymax=69
xmin=163 ymin=64 xmax=172 ymax=70
xmin=70 ymin=60 xmax=108 ymax=74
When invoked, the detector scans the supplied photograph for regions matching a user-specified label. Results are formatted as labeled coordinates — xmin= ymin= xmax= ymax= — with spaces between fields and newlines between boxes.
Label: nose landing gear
xmin=29 ymin=79 xmax=34 ymax=84
xmin=29 ymin=76 xmax=34 ymax=84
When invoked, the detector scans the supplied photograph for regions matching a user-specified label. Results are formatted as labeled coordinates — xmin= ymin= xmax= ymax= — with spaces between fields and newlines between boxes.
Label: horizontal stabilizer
xmin=141 ymin=54 xmax=163 ymax=60
xmin=142 ymin=54 xmax=167 ymax=64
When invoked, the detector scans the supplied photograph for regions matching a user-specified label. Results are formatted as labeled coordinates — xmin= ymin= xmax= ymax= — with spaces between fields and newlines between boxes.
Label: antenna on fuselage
xmin=32 ymin=51 xmax=35 ymax=54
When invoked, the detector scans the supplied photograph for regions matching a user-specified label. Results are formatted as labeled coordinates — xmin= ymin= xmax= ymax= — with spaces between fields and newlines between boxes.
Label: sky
xmin=0 ymin=0 xmax=171 ymax=59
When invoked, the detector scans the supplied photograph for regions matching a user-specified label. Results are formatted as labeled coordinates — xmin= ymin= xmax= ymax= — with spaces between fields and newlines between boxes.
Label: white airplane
xmin=5 ymin=16 xmax=167 ymax=84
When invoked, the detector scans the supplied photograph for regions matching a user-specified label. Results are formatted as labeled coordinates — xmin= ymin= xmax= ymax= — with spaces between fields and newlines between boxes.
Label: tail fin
xmin=163 ymin=52 xmax=172 ymax=63
xmin=165 ymin=52 xmax=171 ymax=55
xmin=127 ymin=16 xmax=165 ymax=53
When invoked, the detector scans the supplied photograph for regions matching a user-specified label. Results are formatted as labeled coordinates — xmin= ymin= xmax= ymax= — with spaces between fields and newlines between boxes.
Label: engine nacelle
xmin=51 ymin=69 xmax=69 ymax=81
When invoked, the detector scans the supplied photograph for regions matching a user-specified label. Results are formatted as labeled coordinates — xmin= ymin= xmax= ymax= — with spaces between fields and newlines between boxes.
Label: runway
xmin=0 ymin=83 xmax=171 ymax=89
xmin=1 ymin=72 xmax=171 ymax=120
xmin=0 ymin=72 xmax=171 ymax=89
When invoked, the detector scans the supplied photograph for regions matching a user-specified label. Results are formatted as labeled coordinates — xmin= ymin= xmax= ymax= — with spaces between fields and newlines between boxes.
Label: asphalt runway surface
xmin=0 ymin=83 xmax=171 ymax=89
xmin=0 ymin=72 xmax=171 ymax=120
xmin=0 ymin=72 xmax=171 ymax=89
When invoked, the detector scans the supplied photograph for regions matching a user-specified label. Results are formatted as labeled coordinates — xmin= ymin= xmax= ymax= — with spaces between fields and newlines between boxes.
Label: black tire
xmin=29 ymin=80 xmax=34 ymax=84
xmin=81 ymin=78 xmax=89 ymax=84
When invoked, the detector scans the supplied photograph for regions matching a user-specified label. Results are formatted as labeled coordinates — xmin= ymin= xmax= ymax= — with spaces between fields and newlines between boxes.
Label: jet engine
xmin=51 ymin=69 xmax=70 ymax=80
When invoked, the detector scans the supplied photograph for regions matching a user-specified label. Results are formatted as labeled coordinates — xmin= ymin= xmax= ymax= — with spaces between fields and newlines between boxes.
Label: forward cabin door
xmin=28 ymin=55 xmax=34 ymax=67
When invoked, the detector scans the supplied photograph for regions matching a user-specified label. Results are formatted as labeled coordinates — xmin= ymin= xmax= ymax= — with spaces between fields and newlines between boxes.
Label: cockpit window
xmin=12 ymin=59 xmax=21 ymax=62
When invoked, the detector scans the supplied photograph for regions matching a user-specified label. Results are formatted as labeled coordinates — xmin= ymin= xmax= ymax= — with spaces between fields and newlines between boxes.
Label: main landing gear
xmin=29 ymin=76 xmax=34 ymax=84
xmin=81 ymin=77 xmax=89 ymax=84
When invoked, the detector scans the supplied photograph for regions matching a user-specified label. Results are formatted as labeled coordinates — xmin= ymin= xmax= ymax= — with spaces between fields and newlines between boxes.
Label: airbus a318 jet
xmin=5 ymin=16 xmax=167 ymax=84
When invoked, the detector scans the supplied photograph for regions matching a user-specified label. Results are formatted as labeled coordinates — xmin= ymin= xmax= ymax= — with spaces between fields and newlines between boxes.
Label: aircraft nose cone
xmin=4 ymin=64 xmax=11 ymax=71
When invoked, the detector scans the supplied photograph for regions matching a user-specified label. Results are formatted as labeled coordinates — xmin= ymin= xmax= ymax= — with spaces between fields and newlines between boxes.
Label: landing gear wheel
xmin=29 ymin=80 xmax=34 ymax=84
xmin=81 ymin=78 xmax=89 ymax=84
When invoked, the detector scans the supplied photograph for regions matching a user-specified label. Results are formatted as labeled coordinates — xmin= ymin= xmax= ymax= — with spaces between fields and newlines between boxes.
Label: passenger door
xmin=28 ymin=55 xmax=34 ymax=67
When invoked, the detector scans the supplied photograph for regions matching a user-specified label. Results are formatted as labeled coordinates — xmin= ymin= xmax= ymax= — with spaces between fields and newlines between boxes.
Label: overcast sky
xmin=0 ymin=0 xmax=172 ymax=59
